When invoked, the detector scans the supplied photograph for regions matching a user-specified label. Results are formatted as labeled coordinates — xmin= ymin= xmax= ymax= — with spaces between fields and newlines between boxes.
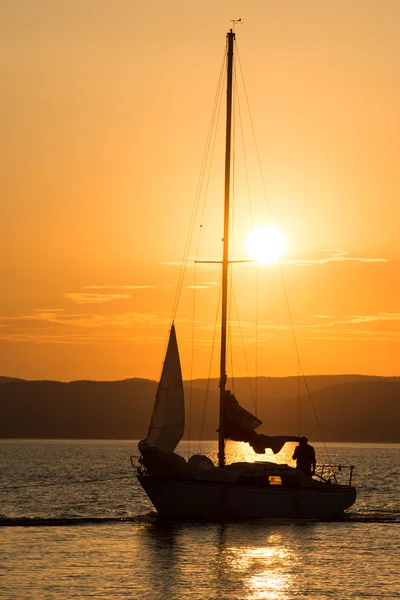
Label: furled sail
xmin=223 ymin=390 xmax=299 ymax=454
xmin=140 ymin=324 xmax=184 ymax=452
xmin=223 ymin=390 xmax=262 ymax=441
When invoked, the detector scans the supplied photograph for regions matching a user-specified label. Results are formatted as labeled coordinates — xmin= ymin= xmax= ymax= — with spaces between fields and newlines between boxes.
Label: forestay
xmin=140 ymin=324 xmax=184 ymax=452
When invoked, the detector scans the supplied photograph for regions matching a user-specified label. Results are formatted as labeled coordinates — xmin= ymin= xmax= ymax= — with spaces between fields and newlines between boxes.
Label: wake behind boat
xmin=134 ymin=29 xmax=356 ymax=519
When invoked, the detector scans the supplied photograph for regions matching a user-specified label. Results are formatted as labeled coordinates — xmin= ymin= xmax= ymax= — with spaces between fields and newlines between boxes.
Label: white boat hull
xmin=138 ymin=475 xmax=356 ymax=519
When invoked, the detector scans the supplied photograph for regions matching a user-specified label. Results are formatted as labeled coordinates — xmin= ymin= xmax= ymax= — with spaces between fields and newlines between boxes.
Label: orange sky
xmin=1 ymin=1 xmax=399 ymax=381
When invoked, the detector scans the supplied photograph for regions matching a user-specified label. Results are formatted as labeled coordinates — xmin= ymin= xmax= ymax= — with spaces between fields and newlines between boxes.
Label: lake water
xmin=1 ymin=440 xmax=399 ymax=599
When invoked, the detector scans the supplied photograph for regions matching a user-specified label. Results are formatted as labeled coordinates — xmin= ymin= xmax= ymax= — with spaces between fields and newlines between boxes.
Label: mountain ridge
xmin=0 ymin=375 xmax=399 ymax=443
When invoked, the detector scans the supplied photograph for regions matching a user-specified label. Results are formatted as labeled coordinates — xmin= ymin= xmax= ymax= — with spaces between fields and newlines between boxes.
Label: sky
xmin=1 ymin=0 xmax=399 ymax=381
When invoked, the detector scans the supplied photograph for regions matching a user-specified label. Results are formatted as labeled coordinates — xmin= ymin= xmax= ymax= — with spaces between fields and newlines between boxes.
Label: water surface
xmin=1 ymin=440 xmax=399 ymax=599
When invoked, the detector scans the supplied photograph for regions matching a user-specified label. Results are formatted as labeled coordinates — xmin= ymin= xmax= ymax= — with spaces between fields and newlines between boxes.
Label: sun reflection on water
xmin=210 ymin=441 xmax=297 ymax=599
xmin=226 ymin=535 xmax=294 ymax=600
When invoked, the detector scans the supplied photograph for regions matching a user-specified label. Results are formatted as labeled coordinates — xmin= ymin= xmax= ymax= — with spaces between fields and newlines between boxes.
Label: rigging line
xmin=299 ymin=360 xmax=331 ymax=462
xmin=231 ymin=282 xmax=257 ymax=414
xmin=197 ymin=284 xmax=222 ymax=454
xmin=187 ymin=41 xmax=225 ymax=455
xmin=235 ymin=71 xmax=254 ymax=225
xmin=199 ymin=63 xmax=226 ymax=228
xmin=278 ymin=266 xmax=332 ymax=462
xmin=235 ymin=68 xmax=260 ymax=414
xmin=187 ymin=261 xmax=198 ymax=460
xmin=237 ymin=39 xmax=328 ymax=457
xmin=162 ymin=50 xmax=226 ymax=390
xmin=298 ymin=359 xmax=301 ymax=438
xmin=191 ymin=56 xmax=225 ymax=315
xmin=228 ymin=56 xmax=237 ymax=397
xmin=229 ymin=266 xmax=235 ymax=396
xmin=192 ymin=57 xmax=226 ymax=455
xmin=236 ymin=41 xmax=272 ymax=220
xmin=236 ymin=46 xmax=273 ymax=414
xmin=255 ymin=266 xmax=258 ymax=416
xmin=190 ymin=104 xmax=224 ymax=444
xmin=170 ymin=47 xmax=227 ymax=324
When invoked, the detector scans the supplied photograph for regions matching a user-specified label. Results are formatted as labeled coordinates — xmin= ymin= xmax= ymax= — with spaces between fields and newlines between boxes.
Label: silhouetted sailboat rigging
xmin=134 ymin=30 xmax=356 ymax=519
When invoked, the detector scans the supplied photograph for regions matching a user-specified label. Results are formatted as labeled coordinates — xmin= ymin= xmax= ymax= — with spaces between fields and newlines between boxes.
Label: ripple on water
xmin=0 ymin=441 xmax=399 ymax=599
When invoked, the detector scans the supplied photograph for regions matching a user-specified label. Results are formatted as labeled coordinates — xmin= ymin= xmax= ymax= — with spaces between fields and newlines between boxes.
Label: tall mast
xmin=218 ymin=29 xmax=235 ymax=468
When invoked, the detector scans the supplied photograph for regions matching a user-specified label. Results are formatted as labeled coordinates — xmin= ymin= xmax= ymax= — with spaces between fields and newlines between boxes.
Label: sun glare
xmin=246 ymin=225 xmax=287 ymax=264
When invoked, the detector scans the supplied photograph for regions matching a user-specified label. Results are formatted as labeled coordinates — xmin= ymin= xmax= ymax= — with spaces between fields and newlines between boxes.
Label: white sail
xmin=142 ymin=324 xmax=184 ymax=452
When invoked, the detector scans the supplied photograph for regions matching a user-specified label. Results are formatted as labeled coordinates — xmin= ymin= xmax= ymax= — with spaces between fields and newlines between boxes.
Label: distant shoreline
xmin=2 ymin=374 xmax=400 ymax=385
xmin=1 ymin=375 xmax=399 ymax=444
xmin=1 ymin=439 xmax=399 ymax=448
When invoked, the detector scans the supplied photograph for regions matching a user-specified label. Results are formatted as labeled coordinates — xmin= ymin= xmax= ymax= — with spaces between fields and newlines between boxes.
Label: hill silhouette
xmin=0 ymin=375 xmax=399 ymax=443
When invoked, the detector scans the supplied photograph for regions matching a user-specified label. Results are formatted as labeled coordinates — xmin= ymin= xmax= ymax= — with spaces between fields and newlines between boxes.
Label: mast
xmin=218 ymin=29 xmax=235 ymax=468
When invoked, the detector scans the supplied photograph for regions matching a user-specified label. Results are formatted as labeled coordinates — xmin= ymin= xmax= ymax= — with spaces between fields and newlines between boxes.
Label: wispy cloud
xmin=192 ymin=312 xmax=400 ymax=344
xmin=160 ymin=258 xmax=220 ymax=270
xmin=285 ymin=312 xmax=400 ymax=342
xmin=1 ymin=310 xmax=172 ymax=327
xmin=0 ymin=331 xmax=168 ymax=345
xmin=0 ymin=333 xmax=93 ymax=345
xmin=307 ymin=312 xmax=400 ymax=328
xmin=65 ymin=293 xmax=131 ymax=304
xmin=0 ymin=306 xmax=181 ymax=347
xmin=83 ymin=285 xmax=155 ymax=290
xmin=161 ymin=249 xmax=387 ymax=268
xmin=284 ymin=249 xmax=387 ymax=266
xmin=0 ymin=311 xmax=105 ymax=328
xmin=110 ymin=312 xmax=172 ymax=327
xmin=187 ymin=285 xmax=211 ymax=290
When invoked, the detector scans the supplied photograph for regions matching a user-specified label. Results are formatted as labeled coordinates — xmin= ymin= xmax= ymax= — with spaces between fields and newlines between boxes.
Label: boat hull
xmin=137 ymin=475 xmax=356 ymax=519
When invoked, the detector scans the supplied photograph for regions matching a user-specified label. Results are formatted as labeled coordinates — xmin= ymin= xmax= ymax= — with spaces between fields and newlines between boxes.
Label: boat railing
xmin=130 ymin=455 xmax=146 ymax=475
xmin=315 ymin=464 xmax=355 ymax=486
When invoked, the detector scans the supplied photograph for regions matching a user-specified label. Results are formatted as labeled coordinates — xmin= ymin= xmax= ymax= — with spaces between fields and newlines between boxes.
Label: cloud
xmin=0 ymin=333 xmax=92 ymax=345
xmin=283 ymin=249 xmax=387 ymax=266
xmin=110 ymin=312 xmax=172 ymax=327
xmin=0 ymin=331 xmax=169 ymax=345
xmin=300 ymin=329 xmax=400 ymax=342
xmin=0 ymin=311 xmax=172 ymax=328
xmin=284 ymin=312 xmax=400 ymax=342
xmin=193 ymin=312 xmax=400 ymax=344
xmin=63 ymin=284 xmax=155 ymax=305
xmin=187 ymin=285 xmax=211 ymax=290
xmin=83 ymin=285 xmax=155 ymax=290
xmin=65 ymin=293 xmax=131 ymax=304
xmin=307 ymin=312 xmax=400 ymax=328
xmin=0 ymin=311 xmax=105 ymax=328
xmin=161 ymin=249 xmax=387 ymax=269
xmin=0 ymin=310 xmax=175 ymax=345
xmin=0 ymin=331 xmax=172 ymax=345
xmin=160 ymin=259 xmax=220 ymax=270
xmin=345 ymin=313 xmax=400 ymax=324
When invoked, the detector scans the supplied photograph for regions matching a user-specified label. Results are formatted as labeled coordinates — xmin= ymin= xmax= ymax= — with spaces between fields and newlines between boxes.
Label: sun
xmin=246 ymin=225 xmax=287 ymax=264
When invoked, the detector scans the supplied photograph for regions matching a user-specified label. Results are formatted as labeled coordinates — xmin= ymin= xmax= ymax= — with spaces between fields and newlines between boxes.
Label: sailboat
xmin=135 ymin=30 xmax=356 ymax=519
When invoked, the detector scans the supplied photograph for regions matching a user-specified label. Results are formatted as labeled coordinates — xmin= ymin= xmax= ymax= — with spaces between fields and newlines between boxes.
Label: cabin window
xmin=269 ymin=476 xmax=282 ymax=485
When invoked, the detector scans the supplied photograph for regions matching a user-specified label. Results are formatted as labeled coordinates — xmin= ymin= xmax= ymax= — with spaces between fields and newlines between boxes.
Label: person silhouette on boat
xmin=292 ymin=436 xmax=316 ymax=477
